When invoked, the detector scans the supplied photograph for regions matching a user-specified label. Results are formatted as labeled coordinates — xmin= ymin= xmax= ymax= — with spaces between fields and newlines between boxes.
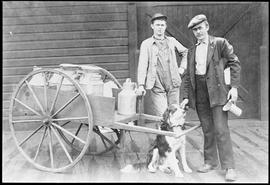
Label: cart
xmin=9 ymin=64 xmax=201 ymax=173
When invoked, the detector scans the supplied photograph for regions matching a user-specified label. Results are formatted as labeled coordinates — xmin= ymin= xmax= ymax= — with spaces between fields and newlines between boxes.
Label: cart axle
xmin=42 ymin=116 xmax=52 ymax=125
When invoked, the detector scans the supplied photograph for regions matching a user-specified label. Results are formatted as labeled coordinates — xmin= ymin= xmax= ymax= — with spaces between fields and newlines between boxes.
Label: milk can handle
xmin=126 ymin=78 xmax=131 ymax=83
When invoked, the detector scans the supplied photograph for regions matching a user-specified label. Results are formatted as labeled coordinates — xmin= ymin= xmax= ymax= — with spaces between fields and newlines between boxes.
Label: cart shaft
xmin=108 ymin=121 xmax=201 ymax=138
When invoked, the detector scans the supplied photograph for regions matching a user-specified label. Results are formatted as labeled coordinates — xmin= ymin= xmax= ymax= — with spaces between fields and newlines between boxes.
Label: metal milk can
xmin=29 ymin=66 xmax=44 ymax=86
xmin=117 ymin=78 xmax=137 ymax=115
xmin=48 ymin=64 xmax=77 ymax=91
xmin=79 ymin=65 xmax=104 ymax=95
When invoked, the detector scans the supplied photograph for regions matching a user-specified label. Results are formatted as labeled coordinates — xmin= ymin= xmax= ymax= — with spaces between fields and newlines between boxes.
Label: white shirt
xmin=195 ymin=37 xmax=209 ymax=75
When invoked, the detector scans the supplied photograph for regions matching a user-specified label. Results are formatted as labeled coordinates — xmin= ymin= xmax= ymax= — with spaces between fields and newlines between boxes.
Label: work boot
xmin=197 ymin=164 xmax=217 ymax=173
xmin=225 ymin=168 xmax=237 ymax=181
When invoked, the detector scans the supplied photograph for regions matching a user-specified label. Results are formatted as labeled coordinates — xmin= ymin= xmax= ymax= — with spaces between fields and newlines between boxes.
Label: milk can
xmin=48 ymin=65 xmax=77 ymax=91
xmin=79 ymin=65 xmax=104 ymax=95
xmin=29 ymin=66 xmax=44 ymax=86
xmin=117 ymin=78 xmax=137 ymax=115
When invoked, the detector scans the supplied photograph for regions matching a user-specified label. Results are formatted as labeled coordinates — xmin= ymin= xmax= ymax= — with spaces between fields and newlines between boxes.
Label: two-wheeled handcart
xmin=9 ymin=64 xmax=201 ymax=173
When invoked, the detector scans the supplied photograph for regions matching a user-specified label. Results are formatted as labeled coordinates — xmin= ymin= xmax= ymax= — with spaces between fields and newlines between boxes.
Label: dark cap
xmin=151 ymin=13 xmax=167 ymax=23
xmin=187 ymin=14 xmax=207 ymax=29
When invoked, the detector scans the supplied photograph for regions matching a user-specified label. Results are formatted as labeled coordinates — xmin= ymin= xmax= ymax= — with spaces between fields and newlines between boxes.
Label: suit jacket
xmin=137 ymin=35 xmax=187 ymax=89
xmin=182 ymin=35 xmax=241 ymax=109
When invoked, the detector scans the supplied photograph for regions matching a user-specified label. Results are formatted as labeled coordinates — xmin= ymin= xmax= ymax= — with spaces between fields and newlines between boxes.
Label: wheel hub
xmin=42 ymin=116 xmax=52 ymax=126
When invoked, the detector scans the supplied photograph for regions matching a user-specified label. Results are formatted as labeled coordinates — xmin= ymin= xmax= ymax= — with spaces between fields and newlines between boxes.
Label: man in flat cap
xmin=137 ymin=13 xmax=188 ymax=120
xmin=181 ymin=14 xmax=241 ymax=181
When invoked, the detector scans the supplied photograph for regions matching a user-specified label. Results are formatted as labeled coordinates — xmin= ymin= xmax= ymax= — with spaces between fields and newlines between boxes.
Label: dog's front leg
xmin=148 ymin=148 xmax=159 ymax=173
xmin=179 ymin=144 xmax=192 ymax=173
xmin=168 ymin=152 xmax=184 ymax=178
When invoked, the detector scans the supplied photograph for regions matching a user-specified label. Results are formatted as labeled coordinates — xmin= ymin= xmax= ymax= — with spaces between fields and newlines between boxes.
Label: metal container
xmin=79 ymin=65 xmax=104 ymax=95
xmin=117 ymin=78 xmax=137 ymax=115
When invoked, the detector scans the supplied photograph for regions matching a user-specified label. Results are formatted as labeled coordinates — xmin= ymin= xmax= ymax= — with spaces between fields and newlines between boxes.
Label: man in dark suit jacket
xmin=181 ymin=14 xmax=241 ymax=181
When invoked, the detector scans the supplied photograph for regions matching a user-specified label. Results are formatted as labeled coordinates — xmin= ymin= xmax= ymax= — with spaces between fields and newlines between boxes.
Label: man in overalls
xmin=137 ymin=13 xmax=188 ymax=117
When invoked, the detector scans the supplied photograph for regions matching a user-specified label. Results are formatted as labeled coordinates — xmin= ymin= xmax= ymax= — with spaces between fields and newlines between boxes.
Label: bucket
xmin=222 ymin=100 xmax=242 ymax=117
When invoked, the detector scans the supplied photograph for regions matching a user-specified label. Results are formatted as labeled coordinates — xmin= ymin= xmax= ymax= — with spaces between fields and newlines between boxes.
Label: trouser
xmin=144 ymin=86 xmax=179 ymax=117
xmin=195 ymin=74 xmax=235 ymax=170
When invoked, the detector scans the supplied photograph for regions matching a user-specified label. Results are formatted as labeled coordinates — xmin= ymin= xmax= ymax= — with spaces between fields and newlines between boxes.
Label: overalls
xmin=147 ymin=38 xmax=180 ymax=117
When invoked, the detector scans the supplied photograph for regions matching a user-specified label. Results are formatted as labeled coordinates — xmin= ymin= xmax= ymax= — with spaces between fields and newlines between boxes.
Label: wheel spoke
xmin=71 ymin=123 xmax=83 ymax=144
xmin=19 ymin=124 xmax=44 ymax=147
xmin=25 ymin=80 xmax=45 ymax=115
xmin=52 ymin=117 xmax=88 ymax=122
xmin=14 ymin=98 xmax=42 ymax=117
xmin=12 ymin=119 xmax=42 ymax=123
xmin=49 ymin=76 xmax=64 ymax=114
xmin=93 ymin=127 xmax=120 ymax=149
xmin=51 ymin=93 xmax=80 ymax=118
xmin=51 ymin=122 xmax=86 ymax=145
xmin=50 ymin=125 xmax=73 ymax=163
xmin=33 ymin=127 xmax=48 ymax=161
xmin=48 ymin=126 xmax=54 ymax=168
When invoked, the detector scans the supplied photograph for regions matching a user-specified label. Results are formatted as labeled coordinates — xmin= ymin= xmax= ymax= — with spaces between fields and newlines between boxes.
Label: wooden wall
xmin=2 ymin=2 xmax=267 ymax=131
xmin=2 ymin=1 xmax=130 ymax=129
xmin=136 ymin=2 xmax=263 ymax=119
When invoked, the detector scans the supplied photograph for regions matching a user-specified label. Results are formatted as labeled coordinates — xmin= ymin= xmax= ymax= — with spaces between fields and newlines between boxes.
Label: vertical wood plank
xmin=259 ymin=2 xmax=269 ymax=121
xmin=127 ymin=3 xmax=138 ymax=82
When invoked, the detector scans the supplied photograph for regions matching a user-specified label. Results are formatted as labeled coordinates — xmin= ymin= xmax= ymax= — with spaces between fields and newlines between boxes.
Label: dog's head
xmin=162 ymin=104 xmax=186 ymax=129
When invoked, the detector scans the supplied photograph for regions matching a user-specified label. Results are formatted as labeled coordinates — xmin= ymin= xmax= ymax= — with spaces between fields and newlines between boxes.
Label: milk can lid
xmin=123 ymin=78 xmax=135 ymax=89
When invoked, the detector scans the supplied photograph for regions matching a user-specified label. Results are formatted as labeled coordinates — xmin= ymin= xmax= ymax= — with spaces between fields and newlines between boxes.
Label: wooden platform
xmin=2 ymin=119 xmax=268 ymax=182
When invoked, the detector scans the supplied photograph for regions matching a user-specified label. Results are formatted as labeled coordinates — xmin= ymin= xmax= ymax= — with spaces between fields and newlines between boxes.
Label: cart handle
xmin=174 ymin=124 xmax=201 ymax=138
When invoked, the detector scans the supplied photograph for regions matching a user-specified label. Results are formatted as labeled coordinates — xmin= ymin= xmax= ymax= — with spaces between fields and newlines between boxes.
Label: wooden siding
xmin=2 ymin=1 xmax=130 ymax=129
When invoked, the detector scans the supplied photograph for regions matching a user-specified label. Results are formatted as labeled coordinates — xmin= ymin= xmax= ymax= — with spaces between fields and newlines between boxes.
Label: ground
xmin=2 ymin=119 xmax=268 ymax=183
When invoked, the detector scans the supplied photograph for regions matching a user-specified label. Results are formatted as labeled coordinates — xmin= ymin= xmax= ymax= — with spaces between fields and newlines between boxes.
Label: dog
xmin=120 ymin=104 xmax=192 ymax=177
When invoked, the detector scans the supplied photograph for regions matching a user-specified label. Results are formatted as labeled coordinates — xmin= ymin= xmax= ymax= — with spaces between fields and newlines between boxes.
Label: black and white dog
xmin=121 ymin=104 xmax=192 ymax=177
xmin=146 ymin=103 xmax=192 ymax=177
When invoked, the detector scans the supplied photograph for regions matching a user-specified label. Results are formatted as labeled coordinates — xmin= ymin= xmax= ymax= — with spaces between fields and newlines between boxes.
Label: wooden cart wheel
xmin=58 ymin=65 xmax=124 ymax=155
xmin=9 ymin=69 xmax=93 ymax=172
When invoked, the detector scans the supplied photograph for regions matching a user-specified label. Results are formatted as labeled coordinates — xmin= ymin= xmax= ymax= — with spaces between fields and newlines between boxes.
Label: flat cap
xmin=151 ymin=13 xmax=167 ymax=23
xmin=187 ymin=14 xmax=207 ymax=29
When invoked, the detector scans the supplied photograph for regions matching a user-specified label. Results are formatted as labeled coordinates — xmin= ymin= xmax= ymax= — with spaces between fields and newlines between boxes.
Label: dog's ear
xmin=168 ymin=104 xmax=178 ymax=114
xmin=162 ymin=105 xmax=178 ymax=123
xmin=162 ymin=108 xmax=170 ymax=123
xmin=160 ymin=122 xmax=168 ymax=130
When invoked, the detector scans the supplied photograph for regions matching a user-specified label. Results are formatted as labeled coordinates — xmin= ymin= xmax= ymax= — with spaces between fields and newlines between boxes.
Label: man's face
xmin=151 ymin=19 xmax=167 ymax=37
xmin=192 ymin=21 xmax=209 ymax=41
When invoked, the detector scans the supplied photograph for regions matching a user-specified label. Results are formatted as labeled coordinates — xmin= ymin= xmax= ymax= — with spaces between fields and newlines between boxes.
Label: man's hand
xmin=180 ymin=99 xmax=189 ymax=109
xmin=227 ymin=87 xmax=238 ymax=103
xmin=178 ymin=67 xmax=185 ymax=75
xmin=136 ymin=85 xmax=146 ymax=96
